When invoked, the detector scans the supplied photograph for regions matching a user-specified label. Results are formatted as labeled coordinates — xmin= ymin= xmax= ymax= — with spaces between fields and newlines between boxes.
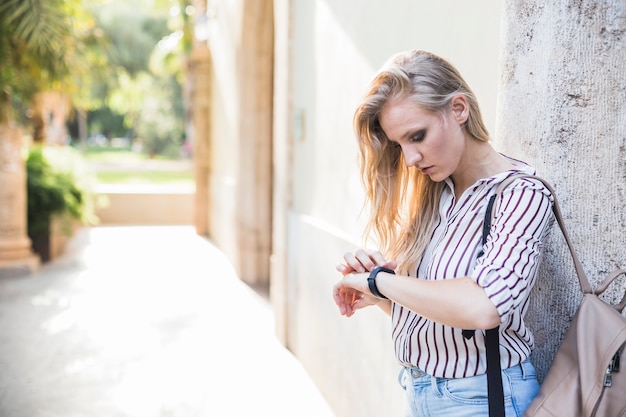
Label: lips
xmin=419 ymin=166 xmax=434 ymax=175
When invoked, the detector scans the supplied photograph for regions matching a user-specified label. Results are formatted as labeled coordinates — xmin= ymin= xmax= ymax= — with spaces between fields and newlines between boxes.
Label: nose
xmin=401 ymin=147 xmax=422 ymax=168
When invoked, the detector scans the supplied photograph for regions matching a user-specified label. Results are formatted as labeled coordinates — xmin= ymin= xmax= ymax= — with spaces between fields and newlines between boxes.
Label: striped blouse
xmin=391 ymin=161 xmax=554 ymax=378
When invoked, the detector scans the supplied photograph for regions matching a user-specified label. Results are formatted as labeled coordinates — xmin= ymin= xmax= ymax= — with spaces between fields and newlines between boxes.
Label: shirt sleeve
xmin=470 ymin=178 xmax=555 ymax=321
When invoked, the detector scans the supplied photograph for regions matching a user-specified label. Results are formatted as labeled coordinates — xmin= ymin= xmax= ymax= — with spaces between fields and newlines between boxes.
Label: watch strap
xmin=367 ymin=266 xmax=395 ymax=299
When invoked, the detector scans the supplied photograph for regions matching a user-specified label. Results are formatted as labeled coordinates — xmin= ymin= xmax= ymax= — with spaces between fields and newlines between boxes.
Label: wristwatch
xmin=367 ymin=266 xmax=395 ymax=299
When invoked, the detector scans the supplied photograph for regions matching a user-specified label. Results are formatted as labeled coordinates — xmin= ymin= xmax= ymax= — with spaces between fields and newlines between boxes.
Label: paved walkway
xmin=0 ymin=226 xmax=337 ymax=417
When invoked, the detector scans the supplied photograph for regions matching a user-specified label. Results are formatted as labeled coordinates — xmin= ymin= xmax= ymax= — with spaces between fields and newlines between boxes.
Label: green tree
xmin=84 ymin=0 xmax=191 ymax=157
xmin=135 ymin=75 xmax=185 ymax=157
xmin=0 ymin=0 xmax=73 ymax=124
xmin=0 ymin=0 xmax=108 ymax=147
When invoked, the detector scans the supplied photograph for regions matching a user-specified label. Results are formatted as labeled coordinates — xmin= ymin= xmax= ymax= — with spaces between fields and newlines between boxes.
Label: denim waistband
xmin=405 ymin=366 xmax=429 ymax=379
xmin=401 ymin=358 xmax=534 ymax=381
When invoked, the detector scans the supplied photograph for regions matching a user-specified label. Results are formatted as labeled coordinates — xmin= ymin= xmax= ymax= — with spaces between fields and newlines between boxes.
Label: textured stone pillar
xmin=496 ymin=0 xmax=626 ymax=379
xmin=188 ymin=0 xmax=212 ymax=238
xmin=270 ymin=0 xmax=291 ymax=345
xmin=189 ymin=45 xmax=212 ymax=237
xmin=0 ymin=125 xmax=40 ymax=276
xmin=236 ymin=0 xmax=273 ymax=285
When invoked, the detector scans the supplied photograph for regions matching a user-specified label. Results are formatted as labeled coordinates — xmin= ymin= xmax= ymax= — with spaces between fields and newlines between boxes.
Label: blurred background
xmin=1 ymin=1 xmax=624 ymax=417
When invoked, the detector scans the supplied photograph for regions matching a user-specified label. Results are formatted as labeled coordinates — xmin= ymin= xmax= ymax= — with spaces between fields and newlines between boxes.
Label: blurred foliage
xmin=135 ymin=75 xmax=185 ymax=157
xmin=97 ymin=11 xmax=169 ymax=76
xmin=80 ymin=0 xmax=193 ymax=157
xmin=0 ymin=0 xmax=81 ymax=122
xmin=26 ymin=146 xmax=97 ymax=238
xmin=1 ymin=0 xmax=195 ymax=159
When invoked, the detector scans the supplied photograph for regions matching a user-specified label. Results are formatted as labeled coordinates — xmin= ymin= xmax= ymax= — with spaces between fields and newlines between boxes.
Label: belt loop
xmin=430 ymin=375 xmax=442 ymax=397
xmin=520 ymin=359 xmax=528 ymax=380
xmin=398 ymin=367 xmax=407 ymax=388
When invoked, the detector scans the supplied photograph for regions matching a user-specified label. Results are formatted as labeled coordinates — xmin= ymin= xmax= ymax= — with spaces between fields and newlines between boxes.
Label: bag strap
xmin=481 ymin=172 xmax=590 ymax=417
xmin=485 ymin=326 xmax=504 ymax=417
xmin=481 ymin=193 xmax=504 ymax=417
xmin=593 ymin=268 xmax=626 ymax=312
xmin=491 ymin=173 xmax=592 ymax=295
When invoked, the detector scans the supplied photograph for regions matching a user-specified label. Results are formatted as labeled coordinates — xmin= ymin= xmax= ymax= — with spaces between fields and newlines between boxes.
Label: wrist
xmin=367 ymin=266 xmax=395 ymax=299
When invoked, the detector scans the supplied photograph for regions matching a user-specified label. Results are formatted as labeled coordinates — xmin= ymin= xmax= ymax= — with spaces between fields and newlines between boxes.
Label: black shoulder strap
xmin=486 ymin=327 xmax=504 ymax=417
xmin=482 ymin=193 xmax=504 ymax=417
xmin=462 ymin=191 xmax=503 ymax=416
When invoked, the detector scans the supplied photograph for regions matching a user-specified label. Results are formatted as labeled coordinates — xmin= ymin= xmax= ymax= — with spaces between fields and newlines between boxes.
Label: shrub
xmin=26 ymin=146 xmax=97 ymax=239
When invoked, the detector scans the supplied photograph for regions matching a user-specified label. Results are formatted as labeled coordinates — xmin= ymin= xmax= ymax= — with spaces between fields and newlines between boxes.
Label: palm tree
xmin=0 ymin=0 xmax=74 ymax=126
xmin=0 ymin=0 xmax=89 ymax=268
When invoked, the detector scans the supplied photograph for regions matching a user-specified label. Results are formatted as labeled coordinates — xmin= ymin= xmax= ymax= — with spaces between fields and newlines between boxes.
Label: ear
xmin=450 ymin=94 xmax=469 ymax=124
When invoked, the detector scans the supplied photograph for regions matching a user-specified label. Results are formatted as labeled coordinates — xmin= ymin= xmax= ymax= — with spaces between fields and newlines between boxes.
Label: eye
xmin=409 ymin=130 xmax=426 ymax=143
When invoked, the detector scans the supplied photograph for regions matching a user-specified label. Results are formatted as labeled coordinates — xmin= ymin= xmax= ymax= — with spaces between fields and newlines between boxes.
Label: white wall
xmin=282 ymin=2 xmax=503 ymax=416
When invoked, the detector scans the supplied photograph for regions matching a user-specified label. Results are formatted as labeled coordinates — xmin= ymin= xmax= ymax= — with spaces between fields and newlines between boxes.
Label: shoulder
xmin=497 ymin=173 xmax=554 ymax=201
xmin=491 ymin=174 xmax=555 ymax=222
xmin=488 ymin=154 xmax=552 ymax=200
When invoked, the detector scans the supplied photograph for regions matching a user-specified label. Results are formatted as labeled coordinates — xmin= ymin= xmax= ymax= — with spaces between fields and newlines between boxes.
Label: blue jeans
xmin=398 ymin=359 xmax=540 ymax=417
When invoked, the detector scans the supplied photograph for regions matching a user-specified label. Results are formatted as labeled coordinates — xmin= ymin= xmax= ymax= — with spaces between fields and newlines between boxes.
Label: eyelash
xmin=387 ymin=130 xmax=426 ymax=149
xmin=410 ymin=130 xmax=426 ymax=143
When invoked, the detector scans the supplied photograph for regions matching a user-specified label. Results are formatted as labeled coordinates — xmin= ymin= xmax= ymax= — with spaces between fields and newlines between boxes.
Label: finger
xmin=334 ymin=286 xmax=353 ymax=316
xmin=342 ymin=289 xmax=351 ymax=306
xmin=354 ymin=249 xmax=376 ymax=271
xmin=348 ymin=291 xmax=363 ymax=309
xmin=343 ymin=252 xmax=366 ymax=273
xmin=343 ymin=301 xmax=354 ymax=317
xmin=344 ymin=289 xmax=361 ymax=308
xmin=336 ymin=263 xmax=355 ymax=276
xmin=351 ymin=297 xmax=365 ymax=311
xmin=338 ymin=287 xmax=355 ymax=316
xmin=359 ymin=249 xmax=395 ymax=271
xmin=383 ymin=260 xmax=398 ymax=270
xmin=367 ymin=250 xmax=390 ymax=268
xmin=333 ymin=284 xmax=345 ymax=305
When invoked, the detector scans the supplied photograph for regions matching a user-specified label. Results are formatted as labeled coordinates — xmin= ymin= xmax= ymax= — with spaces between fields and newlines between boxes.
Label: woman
xmin=332 ymin=50 xmax=554 ymax=417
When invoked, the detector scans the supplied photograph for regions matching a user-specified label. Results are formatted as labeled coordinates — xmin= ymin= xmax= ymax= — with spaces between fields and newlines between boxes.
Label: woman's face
xmin=379 ymin=95 xmax=468 ymax=183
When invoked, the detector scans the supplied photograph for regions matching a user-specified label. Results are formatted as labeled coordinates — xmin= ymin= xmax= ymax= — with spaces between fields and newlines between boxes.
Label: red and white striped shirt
xmin=391 ymin=161 xmax=554 ymax=378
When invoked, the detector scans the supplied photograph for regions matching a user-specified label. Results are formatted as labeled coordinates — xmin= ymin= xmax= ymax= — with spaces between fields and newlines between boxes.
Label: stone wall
xmin=496 ymin=0 xmax=626 ymax=379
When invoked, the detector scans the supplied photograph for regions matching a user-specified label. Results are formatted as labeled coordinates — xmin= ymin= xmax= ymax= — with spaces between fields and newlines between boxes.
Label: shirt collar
xmin=443 ymin=155 xmax=536 ymax=195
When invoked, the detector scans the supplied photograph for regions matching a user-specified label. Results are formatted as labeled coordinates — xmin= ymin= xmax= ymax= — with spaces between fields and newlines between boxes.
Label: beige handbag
xmin=489 ymin=174 xmax=626 ymax=417
xmin=523 ymin=268 xmax=626 ymax=417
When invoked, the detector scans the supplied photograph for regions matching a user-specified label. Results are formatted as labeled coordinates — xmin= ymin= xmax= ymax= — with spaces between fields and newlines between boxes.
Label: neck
xmin=451 ymin=141 xmax=514 ymax=199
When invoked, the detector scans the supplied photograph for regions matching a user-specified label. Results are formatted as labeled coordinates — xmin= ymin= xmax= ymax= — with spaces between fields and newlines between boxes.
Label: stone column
xmin=237 ymin=0 xmax=273 ymax=285
xmin=0 ymin=125 xmax=40 ymax=277
xmin=496 ymin=0 xmax=626 ymax=379
xmin=270 ymin=0 xmax=291 ymax=344
xmin=189 ymin=46 xmax=212 ymax=237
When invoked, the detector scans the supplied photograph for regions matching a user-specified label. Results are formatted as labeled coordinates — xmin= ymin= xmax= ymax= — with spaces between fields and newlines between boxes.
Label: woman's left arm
xmin=336 ymin=271 xmax=500 ymax=329
xmin=335 ymin=181 xmax=554 ymax=329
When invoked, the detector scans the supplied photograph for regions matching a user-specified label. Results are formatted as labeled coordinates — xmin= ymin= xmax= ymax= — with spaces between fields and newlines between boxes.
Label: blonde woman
xmin=333 ymin=50 xmax=553 ymax=417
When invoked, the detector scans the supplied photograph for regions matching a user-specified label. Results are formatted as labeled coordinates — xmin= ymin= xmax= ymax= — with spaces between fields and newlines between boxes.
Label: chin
xmin=428 ymin=173 xmax=447 ymax=183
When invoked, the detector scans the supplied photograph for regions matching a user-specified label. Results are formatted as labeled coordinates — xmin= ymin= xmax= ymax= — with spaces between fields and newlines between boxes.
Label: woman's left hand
xmin=333 ymin=273 xmax=379 ymax=317
xmin=333 ymin=249 xmax=396 ymax=317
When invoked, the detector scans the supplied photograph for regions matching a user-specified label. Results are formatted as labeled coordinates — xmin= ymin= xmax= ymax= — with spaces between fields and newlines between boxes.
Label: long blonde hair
xmin=353 ymin=50 xmax=490 ymax=275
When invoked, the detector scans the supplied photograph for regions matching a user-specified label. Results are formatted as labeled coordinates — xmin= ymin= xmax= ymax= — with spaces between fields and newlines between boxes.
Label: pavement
xmin=0 ymin=226 xmax=337 ymax=417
